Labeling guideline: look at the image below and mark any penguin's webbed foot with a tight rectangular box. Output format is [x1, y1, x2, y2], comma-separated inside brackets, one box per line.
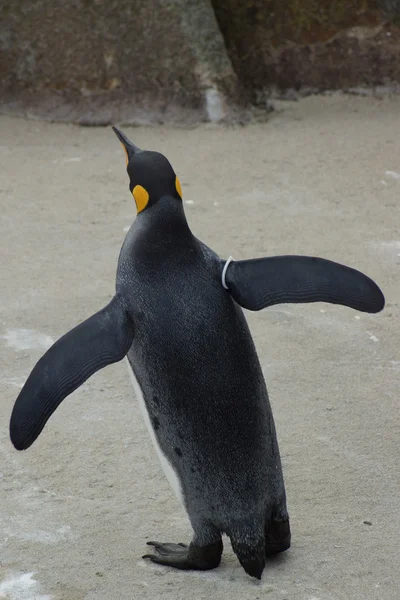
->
[143, 539, 223, 571]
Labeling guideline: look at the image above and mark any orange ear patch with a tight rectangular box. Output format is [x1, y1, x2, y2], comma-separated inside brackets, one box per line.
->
[175, 176, 183, 199]
[132, 185, 149, 213]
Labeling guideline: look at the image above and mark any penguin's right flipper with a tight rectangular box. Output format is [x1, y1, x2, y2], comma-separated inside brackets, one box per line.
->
[10, 295, 134, 451]
[224, 256, 385, 313]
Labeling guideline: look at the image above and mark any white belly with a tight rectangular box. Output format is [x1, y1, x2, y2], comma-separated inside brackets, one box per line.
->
[125, 359, 184, 505]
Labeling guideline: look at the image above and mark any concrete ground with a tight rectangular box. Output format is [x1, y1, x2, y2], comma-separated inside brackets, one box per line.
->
[0, 94, 399, 600]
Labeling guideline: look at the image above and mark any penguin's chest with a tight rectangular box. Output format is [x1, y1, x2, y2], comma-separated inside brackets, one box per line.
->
[125, 358, 185, 505]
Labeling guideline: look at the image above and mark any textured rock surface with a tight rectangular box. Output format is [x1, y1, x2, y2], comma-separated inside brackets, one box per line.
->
[1, 0, 400, 123]
[212, 0, 400, 100]
[0, 0, 243, 124]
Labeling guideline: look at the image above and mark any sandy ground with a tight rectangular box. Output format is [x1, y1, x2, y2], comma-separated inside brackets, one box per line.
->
[0, 94, 399, 600]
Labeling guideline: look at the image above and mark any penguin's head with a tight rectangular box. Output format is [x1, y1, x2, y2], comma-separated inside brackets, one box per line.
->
[112, 126, 183, 214]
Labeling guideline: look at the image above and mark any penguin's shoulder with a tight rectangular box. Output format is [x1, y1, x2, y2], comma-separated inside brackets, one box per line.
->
[190, 238, 226, 286]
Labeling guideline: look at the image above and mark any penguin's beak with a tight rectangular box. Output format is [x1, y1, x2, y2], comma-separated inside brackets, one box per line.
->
[112, 126, 142, 164]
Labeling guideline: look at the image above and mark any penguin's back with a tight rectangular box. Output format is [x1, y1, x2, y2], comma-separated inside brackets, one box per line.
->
[120, 239, 284, 524]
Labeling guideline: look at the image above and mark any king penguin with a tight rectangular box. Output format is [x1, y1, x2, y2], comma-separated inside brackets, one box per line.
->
[9, 127, 385, 580]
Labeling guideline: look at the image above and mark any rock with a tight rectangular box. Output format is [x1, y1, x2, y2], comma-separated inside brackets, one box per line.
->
[0, 0, 246, 124]
[212, 0, 400, 100]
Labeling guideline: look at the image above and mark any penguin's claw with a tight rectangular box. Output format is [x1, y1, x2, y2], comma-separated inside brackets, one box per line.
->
[142, 554, 189, 568]
[146, 541, 188, 555]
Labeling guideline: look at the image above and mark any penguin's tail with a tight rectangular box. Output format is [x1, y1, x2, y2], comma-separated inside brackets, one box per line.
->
[228, 524, 265, 580]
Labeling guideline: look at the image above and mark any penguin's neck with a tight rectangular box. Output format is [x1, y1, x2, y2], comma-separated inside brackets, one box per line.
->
[134, 196, 193, 247]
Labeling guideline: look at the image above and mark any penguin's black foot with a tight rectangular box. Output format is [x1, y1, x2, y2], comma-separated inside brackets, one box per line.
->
[265, 518, 291, 556]
[143, 539, 223, 571]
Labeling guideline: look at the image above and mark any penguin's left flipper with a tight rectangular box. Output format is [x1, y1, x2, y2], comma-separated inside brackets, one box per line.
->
[224, 255, 385, 314]
[10, 295, 134, 451]
[143, 540, 223, 571]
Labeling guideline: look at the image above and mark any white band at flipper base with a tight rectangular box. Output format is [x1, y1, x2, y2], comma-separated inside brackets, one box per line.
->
[222, 256, 234, 290]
